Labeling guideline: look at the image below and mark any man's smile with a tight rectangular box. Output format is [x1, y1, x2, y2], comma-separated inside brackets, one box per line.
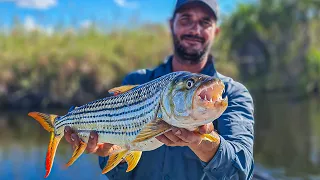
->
[183, 38, 203, 46]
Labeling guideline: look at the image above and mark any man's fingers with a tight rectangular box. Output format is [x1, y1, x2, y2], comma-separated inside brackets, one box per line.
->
[86, 131, 98, 153]
[173, 128, 201, 145]
[163, 131, 183, 143]
[172, 128, 191, 142]
[64, 126, 74, 144]
[71, 133, 80, 149]
[156, 135, 175, 146]
[199, 123, 214, 134]
[95, 144, 117, 157]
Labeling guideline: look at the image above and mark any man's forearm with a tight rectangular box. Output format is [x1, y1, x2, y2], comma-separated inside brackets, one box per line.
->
[189, 131, 221, 162]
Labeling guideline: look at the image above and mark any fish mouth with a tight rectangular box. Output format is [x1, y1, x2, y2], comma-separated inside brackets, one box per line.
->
[193, 78, 227, 108]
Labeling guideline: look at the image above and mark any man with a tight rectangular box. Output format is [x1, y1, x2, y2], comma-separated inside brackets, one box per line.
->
[65, 0, 255, 179]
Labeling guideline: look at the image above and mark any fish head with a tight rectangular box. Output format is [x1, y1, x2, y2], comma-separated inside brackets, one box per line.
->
[161, 72, 228, 130]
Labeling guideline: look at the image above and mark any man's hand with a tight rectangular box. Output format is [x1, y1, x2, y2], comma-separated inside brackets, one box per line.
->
[155, 123, 214, 147]
[156, 123, 220, 162]
[64, 126, 122, 157]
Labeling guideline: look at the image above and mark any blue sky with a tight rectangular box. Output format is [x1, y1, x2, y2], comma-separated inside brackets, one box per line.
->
[0, 0, 255, 31]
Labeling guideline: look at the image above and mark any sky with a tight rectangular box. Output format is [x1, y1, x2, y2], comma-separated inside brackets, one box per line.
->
[0, 0, 255, 32]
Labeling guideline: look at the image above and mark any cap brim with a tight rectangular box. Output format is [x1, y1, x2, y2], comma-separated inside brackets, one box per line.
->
[174, 1, 217, 20]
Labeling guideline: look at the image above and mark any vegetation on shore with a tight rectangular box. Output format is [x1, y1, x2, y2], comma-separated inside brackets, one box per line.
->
[0, 0, 319, 109]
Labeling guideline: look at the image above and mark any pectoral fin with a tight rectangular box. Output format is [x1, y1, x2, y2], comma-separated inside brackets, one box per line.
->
[132, 118, 171, 143]
[108, 85, 138, 96]
[124, 151, 142, 172]
[200, 134, 219, 143]
[193, 126, 219, 143]
[101, 150, 129, 174]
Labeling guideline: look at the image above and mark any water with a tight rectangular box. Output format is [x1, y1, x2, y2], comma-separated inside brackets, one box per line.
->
[252, 93, 320, 180]
[0, 93, 320, 180]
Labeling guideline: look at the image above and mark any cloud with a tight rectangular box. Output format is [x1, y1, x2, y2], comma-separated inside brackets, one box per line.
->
[23, 15, 54, 35]
[113, 0, 138, 8]
[80, 20, 92, 29]
[0, 0, 57, 10]
[24, 15, 37, 31]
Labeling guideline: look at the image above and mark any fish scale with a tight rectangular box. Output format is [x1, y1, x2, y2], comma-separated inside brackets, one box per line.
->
[54, 71, 182, 145]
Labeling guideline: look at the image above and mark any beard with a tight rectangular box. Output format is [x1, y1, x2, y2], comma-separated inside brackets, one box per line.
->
[172, 31, 211, 65]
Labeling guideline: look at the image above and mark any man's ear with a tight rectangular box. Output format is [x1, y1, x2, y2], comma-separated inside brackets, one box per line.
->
[169, 18, 175, 34]
[214, 27, 220, 36]
[169, 18, 174, 31]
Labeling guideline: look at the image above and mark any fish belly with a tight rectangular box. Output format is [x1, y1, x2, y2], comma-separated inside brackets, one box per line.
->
[97, 133, 138, 148]
[96, 132, 165, 151]
[131, 137, 164, 151]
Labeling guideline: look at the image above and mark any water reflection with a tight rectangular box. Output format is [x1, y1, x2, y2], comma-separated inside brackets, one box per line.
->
[253, 93, 320, 179]
[0, 94, 320, 179]
[0, 110, 105, 180]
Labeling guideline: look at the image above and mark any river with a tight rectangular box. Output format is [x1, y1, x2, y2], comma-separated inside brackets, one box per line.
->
[0, 93, 320, 180]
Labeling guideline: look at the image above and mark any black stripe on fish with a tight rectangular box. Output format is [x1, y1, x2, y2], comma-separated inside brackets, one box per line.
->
[54, 93, 160, 127]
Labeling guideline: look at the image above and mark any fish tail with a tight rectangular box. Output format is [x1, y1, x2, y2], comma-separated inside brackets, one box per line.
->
[28, 112, 57, 132]
[28, 112, 62, 178]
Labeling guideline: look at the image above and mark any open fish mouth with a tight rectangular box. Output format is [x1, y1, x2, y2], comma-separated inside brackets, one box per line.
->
[193, 78, 227, 108]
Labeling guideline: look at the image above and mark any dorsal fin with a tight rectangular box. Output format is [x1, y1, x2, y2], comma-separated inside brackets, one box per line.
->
[68, 106, 78, 112]
[108, 85, 138, 96]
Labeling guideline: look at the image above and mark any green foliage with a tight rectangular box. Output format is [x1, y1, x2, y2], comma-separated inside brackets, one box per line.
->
[218, 0, 320, 93]
[0, 24, 173, 108]
[1, 0, 320, 108]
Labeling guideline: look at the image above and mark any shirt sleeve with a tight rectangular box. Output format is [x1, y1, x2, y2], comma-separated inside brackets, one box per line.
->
[201, 82, 255, 180]
[97, 74, 138, 180]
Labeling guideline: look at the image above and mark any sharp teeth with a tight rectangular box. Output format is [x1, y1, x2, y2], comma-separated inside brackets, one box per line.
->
[204, 95, 207, 101]
[210, 98, 213, 102]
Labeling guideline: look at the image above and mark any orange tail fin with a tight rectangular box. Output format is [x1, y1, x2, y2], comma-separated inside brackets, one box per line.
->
[28, 112, 62, 178]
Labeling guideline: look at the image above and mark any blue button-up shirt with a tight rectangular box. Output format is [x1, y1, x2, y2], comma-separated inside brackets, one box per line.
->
[99, 55, 255, 180]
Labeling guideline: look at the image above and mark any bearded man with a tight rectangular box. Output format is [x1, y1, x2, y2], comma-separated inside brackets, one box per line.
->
[65, 0, 255, 179]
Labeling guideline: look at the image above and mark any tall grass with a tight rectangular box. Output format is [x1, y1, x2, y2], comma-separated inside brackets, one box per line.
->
[2, 2, 320, 110]
[0, 24, 177, 109]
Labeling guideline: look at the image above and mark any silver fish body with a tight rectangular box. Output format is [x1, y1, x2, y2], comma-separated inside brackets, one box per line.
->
[28, 71, 228, 177]
[54, 71, 182, 150]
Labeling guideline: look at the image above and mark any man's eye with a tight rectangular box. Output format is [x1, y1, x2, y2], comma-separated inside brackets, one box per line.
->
[202, 21, 212, 27]
[179, 18, 191, 25]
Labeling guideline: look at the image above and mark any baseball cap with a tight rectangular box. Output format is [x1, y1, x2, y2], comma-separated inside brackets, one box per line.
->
[173, 0, 219, 21]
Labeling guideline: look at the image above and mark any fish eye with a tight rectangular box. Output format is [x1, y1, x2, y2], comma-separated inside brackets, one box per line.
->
[186, 79, 195, 89]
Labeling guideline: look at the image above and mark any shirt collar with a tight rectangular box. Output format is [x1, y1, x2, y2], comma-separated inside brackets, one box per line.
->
[153, 54, 218, 78]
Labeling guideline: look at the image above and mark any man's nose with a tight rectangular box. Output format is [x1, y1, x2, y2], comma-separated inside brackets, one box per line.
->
[189, 22, 201, 35]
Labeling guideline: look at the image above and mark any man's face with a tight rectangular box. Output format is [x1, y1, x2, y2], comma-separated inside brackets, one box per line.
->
[171, 3, 218, 64]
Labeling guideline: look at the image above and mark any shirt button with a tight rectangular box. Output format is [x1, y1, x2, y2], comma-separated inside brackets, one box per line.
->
[164, 175, 170, 180]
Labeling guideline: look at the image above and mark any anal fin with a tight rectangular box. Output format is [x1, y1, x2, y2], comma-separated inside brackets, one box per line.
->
[65, 140, 87, 167]
[124, 151, 142, 172]
[102, 150, 129, 174]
